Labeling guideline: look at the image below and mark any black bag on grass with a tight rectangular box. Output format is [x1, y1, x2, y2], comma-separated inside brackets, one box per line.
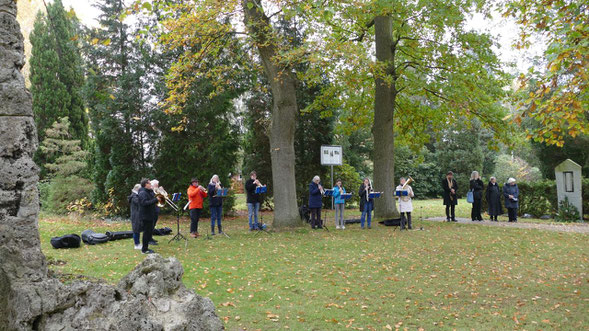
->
[153, 227, 172, 236]
[81, 229, 109, 245]
[105, 230, 134, 241]
[50, 234, 81, 249]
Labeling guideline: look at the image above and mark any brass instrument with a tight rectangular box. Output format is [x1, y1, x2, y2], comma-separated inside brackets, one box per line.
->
[154, 186, 178, 211]
[400, 177, 414, 202]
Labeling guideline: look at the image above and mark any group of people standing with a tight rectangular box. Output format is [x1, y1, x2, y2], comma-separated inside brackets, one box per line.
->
[442, 171, 520, 223]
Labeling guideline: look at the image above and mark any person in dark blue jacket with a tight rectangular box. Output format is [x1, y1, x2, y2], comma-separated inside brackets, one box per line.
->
[137, 178, 159, 254]
[127, 184, 142, 250]
[308, 175, 324, 229]
[503, 177, 519, 222]
[359, 178, 374, 229]
[208, 174, 224, 235]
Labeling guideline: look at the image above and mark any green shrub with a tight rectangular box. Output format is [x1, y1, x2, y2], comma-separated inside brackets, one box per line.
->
[517, 180, 558, 217]
[554, 197, 581, 222]
[38, 180, 51, 211]
[583, 178, 589, 220]
[45, 176, 93, 214]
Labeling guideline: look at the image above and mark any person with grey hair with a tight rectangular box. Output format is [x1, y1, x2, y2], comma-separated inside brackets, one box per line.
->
[308, 175, 324, 229]
[469, 171, 484, 221]
[128, 184, 143, 249]
[486, 176, 502, 221]
[503, 177, 519, 222]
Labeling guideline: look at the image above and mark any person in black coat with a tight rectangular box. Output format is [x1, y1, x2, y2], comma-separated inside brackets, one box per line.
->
[441, 171, 458, 222]
[503, 177, 519, 222]
[308, 175, 324, 229]
[469, 171, 484, 221]
[127, 184, 143, 250]
[208, 174, 224, 235]
[137, 178, 159, 254]
[486, 177, 502, 221]
[358, 178, 374, 229]
[245, 171, 264, 230]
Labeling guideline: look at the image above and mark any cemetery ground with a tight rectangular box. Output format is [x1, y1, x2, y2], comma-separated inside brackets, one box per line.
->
[40, 197, 588, 330]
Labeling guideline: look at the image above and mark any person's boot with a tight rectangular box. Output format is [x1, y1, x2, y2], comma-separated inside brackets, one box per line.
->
[408, 215, 412, 230]
[218, 225, 223, 234]
[211, 226, 215, 235]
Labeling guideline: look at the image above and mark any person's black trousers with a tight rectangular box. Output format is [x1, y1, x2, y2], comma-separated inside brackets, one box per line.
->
[471, 198, 482, 220]
[141, 218, 154, 252]
[400, 212, 412, 229]
[310, 208, 321, 228]
[445, 205, 456, 221]
[190, 208, 201, 233]
[507, 208, 517, 222]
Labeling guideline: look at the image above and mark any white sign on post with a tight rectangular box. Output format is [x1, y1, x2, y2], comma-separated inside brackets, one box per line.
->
[321, 145, 343, 166]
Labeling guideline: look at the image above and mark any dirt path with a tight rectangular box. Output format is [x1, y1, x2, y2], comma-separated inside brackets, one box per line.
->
[426, 217, 589, 234]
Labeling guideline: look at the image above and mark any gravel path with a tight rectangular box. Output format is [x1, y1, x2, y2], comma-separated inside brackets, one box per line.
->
[426, 217, 589, 234]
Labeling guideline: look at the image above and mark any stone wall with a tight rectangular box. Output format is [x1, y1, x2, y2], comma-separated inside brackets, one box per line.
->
[0, 0, 222, 329]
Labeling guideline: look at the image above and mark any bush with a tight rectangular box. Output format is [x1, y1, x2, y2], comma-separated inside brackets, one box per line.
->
[45, 176, 93, 214]
[517, 180, 557, 217]
[554, 197, 581, 222]
[583, 178, 589, 220]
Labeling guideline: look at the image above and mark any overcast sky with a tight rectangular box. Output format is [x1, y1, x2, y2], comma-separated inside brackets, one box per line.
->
[60, 0, 544, 75]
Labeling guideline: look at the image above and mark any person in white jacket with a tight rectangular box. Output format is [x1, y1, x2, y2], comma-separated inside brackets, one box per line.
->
[396, 177, 414, 230]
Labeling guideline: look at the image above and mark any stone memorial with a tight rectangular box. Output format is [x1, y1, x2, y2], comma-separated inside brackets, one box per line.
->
[0, 0, 222, 329]
[554, 159, 583, 220]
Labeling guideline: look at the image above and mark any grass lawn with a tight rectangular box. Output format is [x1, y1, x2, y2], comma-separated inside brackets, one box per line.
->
[40, 197, 588, 330]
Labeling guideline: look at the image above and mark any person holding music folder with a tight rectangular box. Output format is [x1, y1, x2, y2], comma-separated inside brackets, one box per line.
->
[396, 177, 414, 230]
[245, 171, 263, 231]
[127, 184, 142, 250]
[208, 174, 224, 235]
[503, 177, 519, 222]
[359, 178, 374, 229]
[308, 176, 324, 229]
[149, 179, 162, 245]
[137, 178, 159, 254]
[188, 178, 208, 238]
[442, 171, 458, 222]
[333, 179, 346, 230]
[469, 171, 484, 222]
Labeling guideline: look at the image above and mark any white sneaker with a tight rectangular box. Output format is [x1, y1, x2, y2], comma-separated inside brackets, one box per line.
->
[134, 244, 141, 250]
[336, 225, 341, 229]
[342, 226, 345, 230]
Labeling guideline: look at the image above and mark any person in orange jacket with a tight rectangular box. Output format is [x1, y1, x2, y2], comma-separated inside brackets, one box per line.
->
[187, 177, 207, 238]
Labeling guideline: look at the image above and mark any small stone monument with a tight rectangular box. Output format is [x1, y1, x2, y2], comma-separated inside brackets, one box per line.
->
[555, 159, 583, 220]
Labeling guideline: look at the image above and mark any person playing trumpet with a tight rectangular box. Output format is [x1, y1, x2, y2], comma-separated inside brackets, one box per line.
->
[207, 174, 224, 235]
[245, 171, 264, 231]
[308, 175, 323, 229]
[396, 177, 415, 230]
[359, 178, 374, 229]
[187, 177, 208, 238]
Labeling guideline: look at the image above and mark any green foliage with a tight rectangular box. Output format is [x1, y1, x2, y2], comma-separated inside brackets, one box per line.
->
[517, 180, 558, 217]
[39, 117, 89, 178]
[584, 178, 589, 219]
[45, 176, 93, 214]
[505, 0, 588, 145]
[29, 0, 88, 177]
[527, 133, 589, 179]
[395, 145, 443, 198]
[154, 77, 241, 216]
[554, 196, 581, 223]
[493, 154, 542, 185]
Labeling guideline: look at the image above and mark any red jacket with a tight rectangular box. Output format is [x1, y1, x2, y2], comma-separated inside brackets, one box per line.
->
[187, 185, 207, 209]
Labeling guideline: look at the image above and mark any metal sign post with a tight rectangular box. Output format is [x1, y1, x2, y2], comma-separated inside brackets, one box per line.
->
[320, 145, 343, 210]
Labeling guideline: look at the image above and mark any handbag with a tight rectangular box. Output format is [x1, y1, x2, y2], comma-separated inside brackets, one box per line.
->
[466, 190, 474, 203]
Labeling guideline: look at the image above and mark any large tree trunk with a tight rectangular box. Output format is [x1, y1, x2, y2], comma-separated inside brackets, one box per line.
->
[243, 0, 300, 227]
[373, 16, 399, 219]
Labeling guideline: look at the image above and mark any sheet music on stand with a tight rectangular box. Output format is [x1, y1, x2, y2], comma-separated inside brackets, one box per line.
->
[216, 188, 229, 197]
[340, 193, 353, 200]
[323, 189, 334, 197]
[394, 190, 409, 197]
[368, 192, 383, 199]
[255, 186, 267, 194]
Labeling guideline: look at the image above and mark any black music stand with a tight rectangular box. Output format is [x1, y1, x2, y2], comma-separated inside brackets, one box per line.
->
[168, 193, 187, 243]
[321, 189, 334, 232]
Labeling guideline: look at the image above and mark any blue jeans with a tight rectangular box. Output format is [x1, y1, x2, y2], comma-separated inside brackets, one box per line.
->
[361, 201, 373, 228]
[133, 232, 140, 245]
[247, 202, 260, 229]
[210, 205, 222, 231]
